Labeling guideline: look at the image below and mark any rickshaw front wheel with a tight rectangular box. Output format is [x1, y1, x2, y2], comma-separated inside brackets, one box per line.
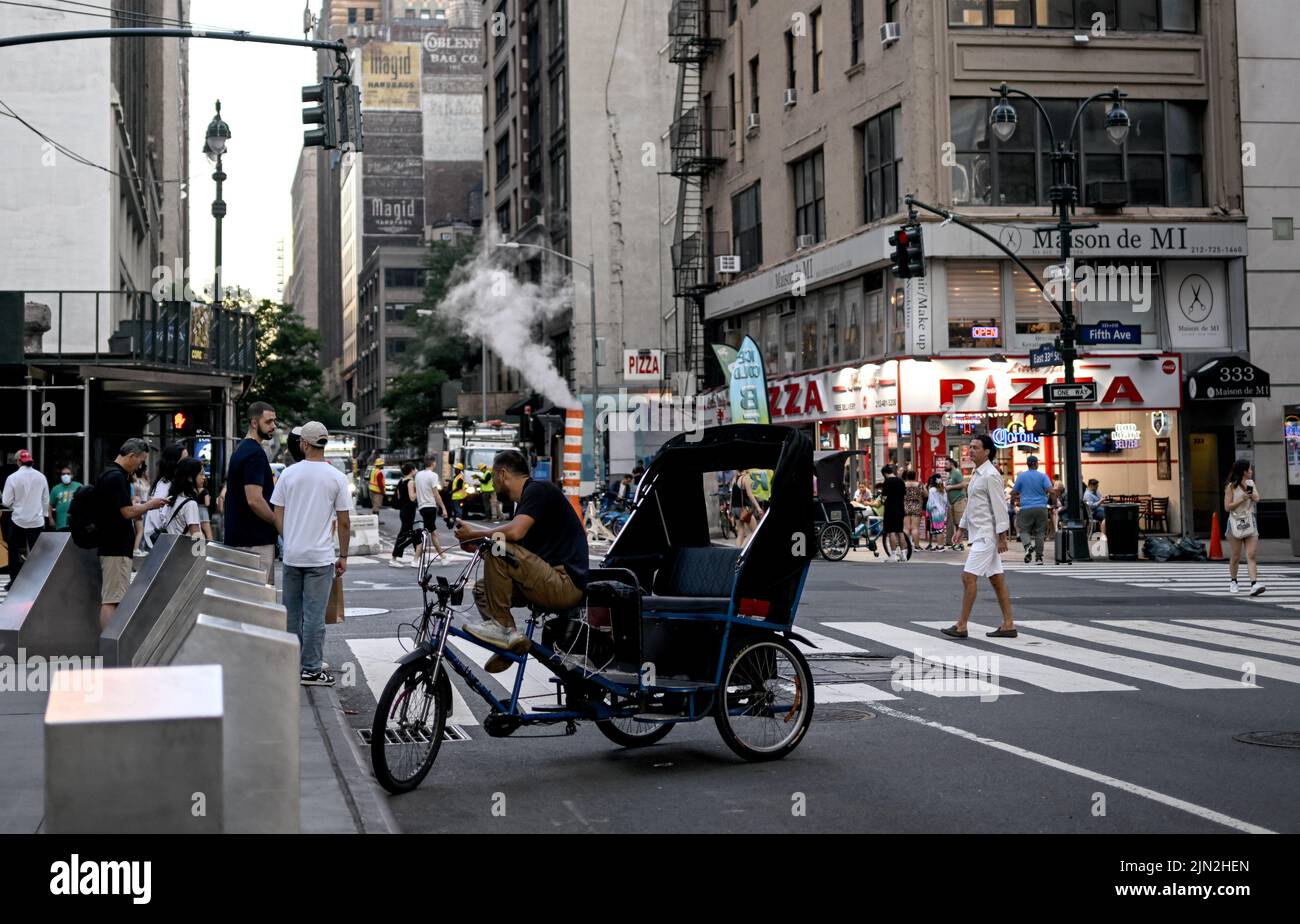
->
[817, 523, 851, 561]
[371, 658, 450, 794]
[595, 713, 675, 748]
[714, 636, 815, 762]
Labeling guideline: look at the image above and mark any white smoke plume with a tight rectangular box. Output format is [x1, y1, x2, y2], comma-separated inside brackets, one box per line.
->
[436, 225, 579, 409]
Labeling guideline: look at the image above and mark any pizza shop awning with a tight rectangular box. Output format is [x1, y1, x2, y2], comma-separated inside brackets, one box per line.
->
[1187, 356, 1271, 401]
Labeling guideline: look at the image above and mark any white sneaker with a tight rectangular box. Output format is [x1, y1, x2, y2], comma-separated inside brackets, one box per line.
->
[1250, 583, 1266, 597]
[463, 619, 529, 653]
[387, 559, 406, 569]
[1229, 580, 1239, 594]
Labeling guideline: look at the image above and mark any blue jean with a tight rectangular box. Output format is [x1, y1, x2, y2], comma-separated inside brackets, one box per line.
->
[283, 564, 334, 672]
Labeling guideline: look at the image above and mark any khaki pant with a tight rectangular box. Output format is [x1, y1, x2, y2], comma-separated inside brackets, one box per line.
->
[473, 542, 583, 629]
[946, 498, 967, 544]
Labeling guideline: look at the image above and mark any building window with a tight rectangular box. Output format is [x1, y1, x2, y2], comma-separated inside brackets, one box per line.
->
[820, 286, 843, 367]
[365, 7, 374, 22]
[495, 65, 510, 117]
[496, 131, 511, 185]
[549, 0, 566, 51]
[947, 262, 1004, 349]
[495, 0, 508, 49]
[811, 9, 824, 93]
[348, 7, 357, 24]
[948, 0, 1194, 31]
[885, 0, 900, 23]
[762, 305, 780, 371]
[843, 282, 863, 362]
[385, 303, 416, 323]
[863, 106, 903, 222]
[384, 268, 425, 288]
[550, 149, 567, 211]
[784, 30, 796, 91]
[748, 56, 760, 116]
[385, 339, 410, 360]
[792, 149, 826, 245]
[497, 201, 512, 234]
[729, 0, 738, 25]
[732, 183, 763, 272]
[950, 98, 1203, 208]
[850, 1, 864, 65]
[1010, 262, 1060, 346]
[864, 271, 885, 358]
[800, 298, 819, 370]
[549, 69, 566, 131]
[728, 74, 737, 137]
[552, 332, 571, 382]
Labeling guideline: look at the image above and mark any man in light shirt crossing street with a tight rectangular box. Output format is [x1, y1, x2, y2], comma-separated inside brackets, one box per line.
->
[2, 449, 50, 582]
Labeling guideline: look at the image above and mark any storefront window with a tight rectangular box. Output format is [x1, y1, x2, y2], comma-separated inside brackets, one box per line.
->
[947, 261, 1004, 349]
[762, 306, 780, 371]
[1074, 260, 1160, 347]
[889, 281, 907, 354]
[1011, 261, 1060, 347]
[864, 272, 885, 358]
[800, 298, 819, 369]
[821, 286, 842, 367]
[780, 308, 799, 372]
[844, 283, 863, 362]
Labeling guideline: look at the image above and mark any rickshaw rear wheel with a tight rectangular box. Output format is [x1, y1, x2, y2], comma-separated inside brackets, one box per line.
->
[714, 636, 815, 762]
[818, 523, 851, 561]
[595, 716, 675, 748]
[371, 658, 450, 795]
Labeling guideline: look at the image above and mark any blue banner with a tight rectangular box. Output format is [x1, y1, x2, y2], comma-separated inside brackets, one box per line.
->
[727, 336, 770, 424]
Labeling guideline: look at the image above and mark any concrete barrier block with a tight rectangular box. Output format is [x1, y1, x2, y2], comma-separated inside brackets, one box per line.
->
[346, 513, 380, 556]
[101, 534, 207, 667]
[44, 664, 224, 833]
[196, 588, 287, 632]
[205, 572, 276, 604]
[173, 615, 300, 834]
[0, 532, 101, 660]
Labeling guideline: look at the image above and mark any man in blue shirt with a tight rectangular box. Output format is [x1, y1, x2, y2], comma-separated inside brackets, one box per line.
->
[1011, 454, 1053, 565]
[224, 402, 279, 582]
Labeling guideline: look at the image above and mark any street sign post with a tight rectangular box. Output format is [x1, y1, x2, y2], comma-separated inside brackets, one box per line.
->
[1029, 344, 1062, 368]
[1044, 381, 1099, 403]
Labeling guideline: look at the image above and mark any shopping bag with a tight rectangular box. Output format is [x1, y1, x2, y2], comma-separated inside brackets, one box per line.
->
[1089, 531, 1108, 559]
[325, 574, 345, 624]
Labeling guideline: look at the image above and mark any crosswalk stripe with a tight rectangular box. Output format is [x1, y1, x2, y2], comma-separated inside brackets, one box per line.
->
[825, 622, 1133, 693]
[792, 627, 872, 656]
[814, 683, 902, 703]
[345, 637, 478, 725]
[1257, 618, 1300, 628]
[447, 636, 559, 708]
[1021, 620, 1300, 685]
[794, 626, 991, 698]
[913, 621, 1246, 690]
[1096, 619, 1300, 660]
[1174, 619, 1300, 643]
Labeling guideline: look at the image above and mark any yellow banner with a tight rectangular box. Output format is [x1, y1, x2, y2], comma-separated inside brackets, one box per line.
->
[363, 42, 421, 110]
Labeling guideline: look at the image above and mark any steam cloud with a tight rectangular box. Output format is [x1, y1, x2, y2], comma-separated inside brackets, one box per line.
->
[436, 225, 579, 409]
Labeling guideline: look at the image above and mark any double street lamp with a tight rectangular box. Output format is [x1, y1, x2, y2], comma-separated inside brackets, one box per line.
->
[202, 100, 231, 307]
[988, 82, 1130, 561]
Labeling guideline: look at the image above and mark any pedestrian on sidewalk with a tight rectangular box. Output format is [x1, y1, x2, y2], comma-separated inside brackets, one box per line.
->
[414, 455, 448, 563]
[141, 443, 187, 555]
[945, 454, 967, 551]
[158, 458, 204, 539]
[130, 462, 151, 555]
[271, 421, 352, 686]
[1224, 459, 1265, 596]
[49, 463, 81, 532]
[925, 474, 948, 551]
[390, 462, 419, 568]
[903, 470, 926, 552]
[1011, 454, 1052, 565]
[95, 439, 168, 630]
[1, 449, 49, 582]
[880, 464, 907, 560]
[224, 402, 279, 583]
[941, 434, 1017, 639]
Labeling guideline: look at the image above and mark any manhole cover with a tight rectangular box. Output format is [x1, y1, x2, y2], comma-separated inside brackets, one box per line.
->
[1232, 731, 1300, 749]
[817, 704, 876, 722]
[345, 607, 389, 617]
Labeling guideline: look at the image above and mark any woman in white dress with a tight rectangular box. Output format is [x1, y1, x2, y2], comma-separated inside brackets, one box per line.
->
[1223, 459, 1265, 596]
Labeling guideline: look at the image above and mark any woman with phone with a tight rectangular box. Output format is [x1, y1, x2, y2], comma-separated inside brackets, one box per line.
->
[1224, 459, 1265, 596]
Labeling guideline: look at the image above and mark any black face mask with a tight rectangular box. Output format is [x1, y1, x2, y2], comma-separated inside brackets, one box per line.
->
[287, 433, 306, 463]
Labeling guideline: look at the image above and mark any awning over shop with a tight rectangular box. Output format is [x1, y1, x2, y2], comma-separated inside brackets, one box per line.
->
[1187, 356, 1270, 400]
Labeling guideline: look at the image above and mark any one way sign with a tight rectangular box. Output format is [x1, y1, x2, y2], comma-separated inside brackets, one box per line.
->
[1044, 381, 1099, 403]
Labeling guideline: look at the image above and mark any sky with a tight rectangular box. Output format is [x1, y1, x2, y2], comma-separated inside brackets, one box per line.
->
[187, 1, 318, 302]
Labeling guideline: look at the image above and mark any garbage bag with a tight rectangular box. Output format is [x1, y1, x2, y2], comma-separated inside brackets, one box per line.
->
[1144, 536, 1177, 562]
[1175, 536, 1208, 561]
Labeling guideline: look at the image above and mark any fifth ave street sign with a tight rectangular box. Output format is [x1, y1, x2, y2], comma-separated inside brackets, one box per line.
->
[1044, 381, 1100, 403]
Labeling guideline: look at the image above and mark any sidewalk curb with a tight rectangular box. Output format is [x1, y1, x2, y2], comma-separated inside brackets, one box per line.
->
[307, 684, 399, 834]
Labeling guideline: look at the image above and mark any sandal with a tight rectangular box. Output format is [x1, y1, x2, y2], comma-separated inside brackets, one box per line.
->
[986, 627, 1018, 638]
[940, 625, 968, 639]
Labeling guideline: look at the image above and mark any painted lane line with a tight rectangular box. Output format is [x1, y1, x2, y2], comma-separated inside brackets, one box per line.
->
[345, 637, 478, 725]
[869, 704, 1275, 834]
[1021, 621, 1300, 685]
[1257, 618, 1300, 628]
[825, 622, 1132, 693]
[913, 622, 1246, 690]
[1096, 619, 1300, 660]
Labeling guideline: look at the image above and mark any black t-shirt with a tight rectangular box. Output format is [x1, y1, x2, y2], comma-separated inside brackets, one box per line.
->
[396, 477, 417, 517]
[95, 463, 135, 557]
[881, 476, 905, 517]
[514, 477, 589, 591]
[225, 438, 277, 546]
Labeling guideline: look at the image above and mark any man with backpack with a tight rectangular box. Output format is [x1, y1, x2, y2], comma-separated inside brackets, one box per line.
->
[77, 439, 168, 630]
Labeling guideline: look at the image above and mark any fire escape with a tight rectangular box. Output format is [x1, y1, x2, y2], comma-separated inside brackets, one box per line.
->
[668, 0, 727, 395]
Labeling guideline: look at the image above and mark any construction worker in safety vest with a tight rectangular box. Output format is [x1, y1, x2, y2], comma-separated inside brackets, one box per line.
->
[368, 458, 386, 509]
[477, 463, 500, 519]
[450, 463, 467, 520]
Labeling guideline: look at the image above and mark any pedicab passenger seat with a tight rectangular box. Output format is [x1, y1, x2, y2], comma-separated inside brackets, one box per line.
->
[640, 546, 739, 614]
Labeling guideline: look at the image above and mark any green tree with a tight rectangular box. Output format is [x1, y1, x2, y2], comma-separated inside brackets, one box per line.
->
[238, 299, 325, 425]
[381, 236, 479, 449]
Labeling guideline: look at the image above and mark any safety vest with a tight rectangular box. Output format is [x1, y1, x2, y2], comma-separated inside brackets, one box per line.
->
[451, 473, 467, 501]
[747, 468, 773, 502]
[478, 470, 494, 494]
[369, 465, 384, 494]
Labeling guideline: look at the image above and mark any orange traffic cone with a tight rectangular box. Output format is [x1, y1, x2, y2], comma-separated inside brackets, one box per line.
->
[1208, 512, 1225, 561]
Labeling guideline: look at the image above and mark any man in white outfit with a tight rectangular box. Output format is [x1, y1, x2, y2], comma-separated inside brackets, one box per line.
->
[941, 434, 1017, 639]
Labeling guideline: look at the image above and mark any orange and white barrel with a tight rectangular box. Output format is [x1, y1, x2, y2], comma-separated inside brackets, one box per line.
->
[563, 406, 584, 518]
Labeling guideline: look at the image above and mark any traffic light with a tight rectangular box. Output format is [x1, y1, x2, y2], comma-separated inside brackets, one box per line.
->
[889, 226, 911, 279]
[302, 80, 337, 149]
[904, 222, 926, 278]
[1025, 409, 1055, 436]
[337, 82, 363, 152]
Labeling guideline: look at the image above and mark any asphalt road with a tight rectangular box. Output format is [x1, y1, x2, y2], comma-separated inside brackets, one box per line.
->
[327, 509, 1300, 834]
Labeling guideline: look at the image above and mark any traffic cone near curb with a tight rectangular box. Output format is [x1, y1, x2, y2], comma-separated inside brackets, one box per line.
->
[1208, 512, 1225, 561]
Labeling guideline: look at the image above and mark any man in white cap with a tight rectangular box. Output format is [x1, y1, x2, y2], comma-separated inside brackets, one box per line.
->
[271, 421, 353, 686]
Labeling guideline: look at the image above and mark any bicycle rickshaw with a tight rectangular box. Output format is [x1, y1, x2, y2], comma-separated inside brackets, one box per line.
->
[370, 424, 818, 794]
[813, 449, 872, 562]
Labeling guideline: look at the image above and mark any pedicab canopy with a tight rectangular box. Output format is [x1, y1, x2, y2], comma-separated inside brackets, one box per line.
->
[814, 450, 869, 503]
[605, 424, 814, 625]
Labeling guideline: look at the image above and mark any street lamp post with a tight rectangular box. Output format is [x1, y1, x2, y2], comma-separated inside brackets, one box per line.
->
[202, 101, 231, 306]
[494, 242, 602, 487]
[989, 82, 1130, 561]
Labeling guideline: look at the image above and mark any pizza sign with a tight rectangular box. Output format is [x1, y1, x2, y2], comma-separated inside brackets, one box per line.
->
[623, 349, 663, 382]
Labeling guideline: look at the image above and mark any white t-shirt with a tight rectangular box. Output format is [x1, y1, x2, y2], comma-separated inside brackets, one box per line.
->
[142, 479, 170, 537]
[414, 469, 442, 509]
[162, 495, 202, 536]
[270, 459, 353, 567]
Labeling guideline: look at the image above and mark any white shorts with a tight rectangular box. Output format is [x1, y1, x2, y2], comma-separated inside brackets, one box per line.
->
[963, 537, 1004, 578]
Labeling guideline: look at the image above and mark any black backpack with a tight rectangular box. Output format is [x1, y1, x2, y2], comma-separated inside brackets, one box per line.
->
[68, 482, 101, 549]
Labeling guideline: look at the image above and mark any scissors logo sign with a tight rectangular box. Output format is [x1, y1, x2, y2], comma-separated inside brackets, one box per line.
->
[1178, 273, 1213, 323]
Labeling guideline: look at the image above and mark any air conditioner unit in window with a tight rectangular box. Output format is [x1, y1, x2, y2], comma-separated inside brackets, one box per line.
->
[729, 129, 737, 146]
[1085, 180, 1128, 210]
[784, 88, 797, 108]
[716, 255, 741, 274]
[880, 22, 901, 46]
[796, 234, 816, 250]
[745, 112, 760, 136]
